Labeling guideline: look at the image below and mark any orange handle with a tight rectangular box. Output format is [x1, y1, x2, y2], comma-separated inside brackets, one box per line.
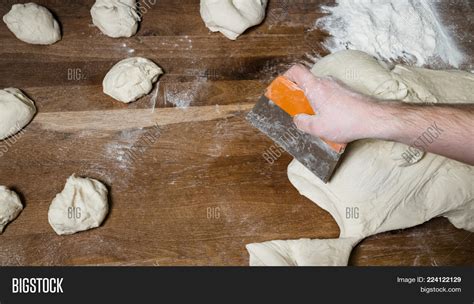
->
[265, 76, 346, 153]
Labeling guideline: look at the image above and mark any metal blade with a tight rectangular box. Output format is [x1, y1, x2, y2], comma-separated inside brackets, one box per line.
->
[247, 95, 342, 183]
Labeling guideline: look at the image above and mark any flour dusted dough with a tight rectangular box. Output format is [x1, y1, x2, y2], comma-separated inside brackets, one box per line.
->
[48, 175, 109, 235]
[247, 238, 358, 266]
[200, 0, 268, 40]
[91, 0, 140, 38]
[0, 186, 23, 234]
[247, 50, 474, 266]
[103, 57, 163, 103]
[3, 3, 61, 45]
[0, 88, 36, 140]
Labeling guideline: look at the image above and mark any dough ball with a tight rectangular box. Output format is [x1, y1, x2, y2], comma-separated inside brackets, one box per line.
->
[91, 0, 140, 38]
[48, 175, 109, 236]
[200, 0, 268, 40]
[3, 3, 61, 45]
[103, 57, 163, 103]
[0, 88, 36, 140]
[0, 186, 23, 234]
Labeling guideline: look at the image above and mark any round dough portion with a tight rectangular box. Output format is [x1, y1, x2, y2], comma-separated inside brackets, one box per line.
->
[200, 0, 268, 40]
[103, 57, 163, 103]
[91, 0, 140, 38]
[3, 3, 61, 45]
[48, 175, 109, 236]
[0, 186, 23, 234]
[0, 88, 36, 140]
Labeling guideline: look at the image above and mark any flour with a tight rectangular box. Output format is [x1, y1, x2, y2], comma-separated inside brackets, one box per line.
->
[165, 81, 206, 109]
[105, 129, 145, 170]
[316, 0, 465, 67]
[149, 81, 160, 113]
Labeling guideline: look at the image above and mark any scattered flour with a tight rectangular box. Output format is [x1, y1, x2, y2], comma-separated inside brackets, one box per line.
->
[150, 81, 160, 113]
[121, 42, 135, 55]
[104, 129, 145, 171]
[316, 0, 465, 67]
[165, 80, 205, 109]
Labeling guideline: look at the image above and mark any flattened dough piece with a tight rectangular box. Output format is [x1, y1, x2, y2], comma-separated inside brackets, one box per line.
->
[200, 0, 268, 40]
[0, 186, 23, 233]
[48, 175, 109, 235]
[103, 57, 163, 103]
[91, 0, 140, 38]
[3, 3, 61, 45]
[246, 238, 359, 266]
[0, 88, 36, 140]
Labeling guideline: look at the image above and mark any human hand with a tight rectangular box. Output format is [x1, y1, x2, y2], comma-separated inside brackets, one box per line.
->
[284, 64, 378, 144]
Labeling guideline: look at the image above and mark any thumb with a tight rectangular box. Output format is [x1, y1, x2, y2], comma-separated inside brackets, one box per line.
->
[294, 114, 316, 134]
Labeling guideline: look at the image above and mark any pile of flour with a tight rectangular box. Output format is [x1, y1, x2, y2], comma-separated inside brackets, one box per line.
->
[316, 0, 465, 67]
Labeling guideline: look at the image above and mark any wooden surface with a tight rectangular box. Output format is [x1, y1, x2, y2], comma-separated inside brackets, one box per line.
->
[0, 0, 473, 266]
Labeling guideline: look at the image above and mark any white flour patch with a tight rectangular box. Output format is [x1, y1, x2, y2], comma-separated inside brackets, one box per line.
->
[121, 42, 136, 55]
[103, 128, 147, 188]
[181, 35, 193, 50]
[209, 119, 230, 158]
[316, 0, 465, 67]
[164, 80, 205, 109]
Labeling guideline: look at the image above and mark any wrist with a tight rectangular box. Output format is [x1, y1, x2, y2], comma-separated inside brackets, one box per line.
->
[365, 101, 413, 142]
[361, 100, 400, 140]
[357, 99, 391, 140]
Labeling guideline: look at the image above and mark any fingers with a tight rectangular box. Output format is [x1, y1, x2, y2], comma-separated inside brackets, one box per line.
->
[294, 114, 317, 135]
[283, 64, 321, 94]
[294, 114, 346, 144]
[284, 64, 327, 111]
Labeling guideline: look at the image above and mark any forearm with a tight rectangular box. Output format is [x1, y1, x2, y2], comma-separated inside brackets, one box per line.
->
[366, 102, 474, 165]
[284, 65, 474, 165]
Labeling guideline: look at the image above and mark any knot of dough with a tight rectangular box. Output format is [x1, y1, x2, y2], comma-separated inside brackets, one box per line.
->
[200, 0, 268, 40]
[0, 186, 23, 234]
[91, 0, 141, 38]
[48, 175, 109, 235]
[3, 3, 61, 45]
[0, 88, 36, 140]
[103, 57, 163, 103]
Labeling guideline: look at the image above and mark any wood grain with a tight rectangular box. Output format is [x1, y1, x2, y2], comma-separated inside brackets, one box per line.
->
[0, 0, 472, 266]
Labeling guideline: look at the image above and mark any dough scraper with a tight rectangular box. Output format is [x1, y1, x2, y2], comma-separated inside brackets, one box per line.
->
[246, 76, 346, 183]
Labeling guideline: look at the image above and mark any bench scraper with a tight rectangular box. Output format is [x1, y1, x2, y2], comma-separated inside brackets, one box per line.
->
[246, 76, 346, 183]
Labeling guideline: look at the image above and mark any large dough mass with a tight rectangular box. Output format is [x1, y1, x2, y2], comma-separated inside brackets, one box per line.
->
[200, 0, 268, 40]
[247, 50, 474, 266]
[0, 88, 36, 140]
[3, 3, 61, 45]
[48, 175, 109, 235]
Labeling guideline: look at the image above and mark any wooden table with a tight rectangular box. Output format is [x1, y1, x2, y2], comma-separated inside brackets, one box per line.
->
[0, 0, 472, 266]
